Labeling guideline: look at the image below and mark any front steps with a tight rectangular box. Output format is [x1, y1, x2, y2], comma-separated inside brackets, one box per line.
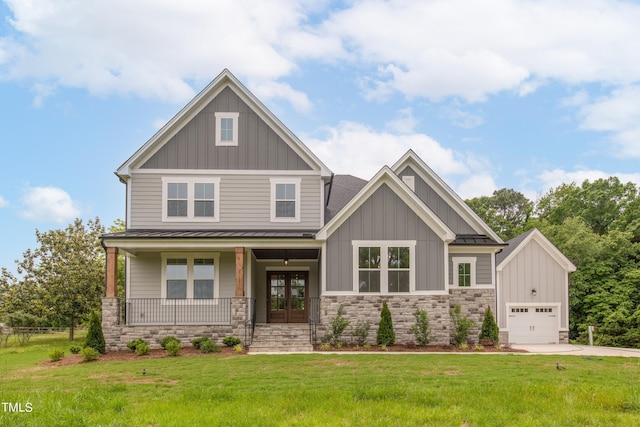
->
[249, 323, 314, 353]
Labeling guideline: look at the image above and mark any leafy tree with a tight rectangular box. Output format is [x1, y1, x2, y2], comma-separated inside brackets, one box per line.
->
[466, 188, 532, 240]
[376, 301, 395, 346]
[84, 310, 106, 354]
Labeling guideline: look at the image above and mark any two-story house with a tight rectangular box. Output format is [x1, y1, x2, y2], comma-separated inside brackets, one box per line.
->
[101, 69, 573, 351]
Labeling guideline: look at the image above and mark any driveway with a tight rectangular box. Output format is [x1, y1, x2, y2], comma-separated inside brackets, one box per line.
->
[511, 344, 640, 358]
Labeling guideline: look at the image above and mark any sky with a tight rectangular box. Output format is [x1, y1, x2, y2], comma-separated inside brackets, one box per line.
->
[1, 0, 640, 274]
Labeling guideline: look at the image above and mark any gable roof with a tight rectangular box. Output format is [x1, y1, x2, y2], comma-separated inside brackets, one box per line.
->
[391, 150, 504, 244]
[116, 69, 332, 178]
[496, 228, 577, 272]
[325, 174, 368, 221]
[316, 166, 456, 242]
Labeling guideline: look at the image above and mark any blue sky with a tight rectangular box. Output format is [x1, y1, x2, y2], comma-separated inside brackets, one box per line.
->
[1, 0, 640, 274]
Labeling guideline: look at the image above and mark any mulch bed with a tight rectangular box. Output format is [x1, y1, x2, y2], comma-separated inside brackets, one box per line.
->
[314, 344, 527, 353]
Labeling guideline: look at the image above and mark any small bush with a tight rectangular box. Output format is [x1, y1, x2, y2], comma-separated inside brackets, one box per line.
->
[127, 338, 147, 352]
[222, 336, 241, 347]
[135, 341, 150, 356]
[234, 344, 244, 353]
[450, 305, 475, 346]
[69, 345, 82, 354]
[323, 305, 350, 346]
[191, 336, 209, 349]
[80, 346, 100, 362]
[48, 348, 65, 362]
[84, 310, 106, 354]
[199, 338, 220, 354]
[353, 320, 371, 346]
[376, 301, 395, 346]
[160, 336, 180, 349]
[479, 306, 499, 344]
[165, 340, 181, 356]
[410, 308, 431, 346]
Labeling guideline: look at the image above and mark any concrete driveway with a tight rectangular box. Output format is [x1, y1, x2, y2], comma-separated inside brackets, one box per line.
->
[511, 344, 640, 358]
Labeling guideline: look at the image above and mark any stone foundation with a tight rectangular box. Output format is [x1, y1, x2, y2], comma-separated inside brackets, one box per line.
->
[449, 288, 496, 343]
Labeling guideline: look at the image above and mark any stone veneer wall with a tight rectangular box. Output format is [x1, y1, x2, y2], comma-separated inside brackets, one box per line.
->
[499, 330, 569, 345]
[102, 297, 248, 352]
[449, 288, 496, 343]
[319, 295, 451, 345]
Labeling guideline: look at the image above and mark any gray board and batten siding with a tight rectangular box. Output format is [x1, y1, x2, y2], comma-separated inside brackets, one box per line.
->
[128, 173, 322, 230]
[448, 253, 493, 285]
[397, 165, 476, 235]
[141, 87, 312, 171]
[326, 183, 445, 292]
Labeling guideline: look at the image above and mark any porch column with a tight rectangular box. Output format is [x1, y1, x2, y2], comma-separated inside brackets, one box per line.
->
[105, 246, 119, 297]
[235, 247, 245, 297]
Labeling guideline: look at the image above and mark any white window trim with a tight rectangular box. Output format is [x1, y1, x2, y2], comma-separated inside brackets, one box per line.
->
[215, 112, 239, 146]
[452, 257, 477, 287]
[352, 240, 416, 294]
[402, 175, 415, 192]
[270, 177, 301, 222]
[161, 177, 220, 222]
[161, 253, 221, 303]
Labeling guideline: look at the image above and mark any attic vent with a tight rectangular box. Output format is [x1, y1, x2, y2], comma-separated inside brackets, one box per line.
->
[402, 175, 415, 192]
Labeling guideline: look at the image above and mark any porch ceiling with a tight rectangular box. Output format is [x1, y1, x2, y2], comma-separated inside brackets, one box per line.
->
[252, 248, 320, 260]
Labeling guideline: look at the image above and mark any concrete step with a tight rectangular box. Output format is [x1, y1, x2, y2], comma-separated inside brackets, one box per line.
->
[249, 323, 314, 353]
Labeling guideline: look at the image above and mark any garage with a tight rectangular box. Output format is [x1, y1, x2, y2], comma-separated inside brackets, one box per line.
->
[508, 306, 559, 344]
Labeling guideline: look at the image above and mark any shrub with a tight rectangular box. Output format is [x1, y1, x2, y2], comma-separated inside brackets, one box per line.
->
[323, 304, 350, 346]
[450, 305, 475, 346]
[84, 310, 106, 354]
[80, 346, 100, 362]
[160, 336, 180, 349]
[165, 340, 181, 356]
[48, 348, 65, 362]
[353, 320, 371, 346]
[191, 336, 209, 349]
[69, 345, 82, 354]
[135, 341, 150, 356]
[234, 344, 244, 353]
[199, 338, 220, 354]
[479, 306, 499, 344]
[410, 308, 432, 346]
[376, 301, 395, 346]
[127, 338, 147, 352]
[222, 336, 241, 347]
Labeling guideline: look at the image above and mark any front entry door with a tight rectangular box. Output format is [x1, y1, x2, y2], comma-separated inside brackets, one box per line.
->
[267, 271, 308, 323]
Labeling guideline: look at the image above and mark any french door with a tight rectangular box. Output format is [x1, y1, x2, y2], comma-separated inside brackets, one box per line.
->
[267, 271, 308, 323]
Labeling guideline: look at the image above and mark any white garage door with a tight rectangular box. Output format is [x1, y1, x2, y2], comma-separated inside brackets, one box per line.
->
[508, 306, 559, 344]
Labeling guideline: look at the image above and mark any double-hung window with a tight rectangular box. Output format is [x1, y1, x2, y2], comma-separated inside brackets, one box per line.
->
[162, 254, 219, 300]
[354, 241, 415, 293]
[162, 177, 220, 222]
[452, 257, 476, 287]
[215, 112, 239, 146]
[270, 178, 301, 222]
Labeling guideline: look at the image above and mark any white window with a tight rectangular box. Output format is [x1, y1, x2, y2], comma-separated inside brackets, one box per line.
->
[215, 112, 239, 146]
[353, 241, 416, 293]
[452, 257, 476, 287]
[270, 178, 301, 222]
[162, 254, 220, 300]
[162, 177, 220, 222]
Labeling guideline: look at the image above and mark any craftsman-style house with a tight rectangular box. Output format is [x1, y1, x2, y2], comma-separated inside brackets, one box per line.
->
[101, 69, 571, 351]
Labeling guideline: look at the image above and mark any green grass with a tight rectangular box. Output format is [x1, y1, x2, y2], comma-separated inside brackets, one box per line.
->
[1, 334, 640, 426]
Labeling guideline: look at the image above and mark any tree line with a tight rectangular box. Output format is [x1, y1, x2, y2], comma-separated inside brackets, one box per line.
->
[467, 177, 640, 346]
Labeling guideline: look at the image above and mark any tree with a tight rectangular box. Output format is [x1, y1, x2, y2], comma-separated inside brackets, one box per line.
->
[466, 188, 532, 240]
[376, 301, 395, 346]
[107, 219, 126, 297]
[479, 306, 499, 344]
[16, 218, 105, 340]
[84, 310, 106, 354]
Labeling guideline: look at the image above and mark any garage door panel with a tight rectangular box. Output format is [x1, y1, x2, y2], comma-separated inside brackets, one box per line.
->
[508, 306, 559, 344]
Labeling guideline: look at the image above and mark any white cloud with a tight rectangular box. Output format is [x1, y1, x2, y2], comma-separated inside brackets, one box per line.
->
[385, 108, 418, 134]
[439, 101, 484, 129]
[20, 186, 81, 223]
[0, 196, 8, 208]
[535, 168, 640, 196]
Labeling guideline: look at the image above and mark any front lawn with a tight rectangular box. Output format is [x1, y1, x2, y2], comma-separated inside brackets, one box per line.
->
[1, 333, 639, 426]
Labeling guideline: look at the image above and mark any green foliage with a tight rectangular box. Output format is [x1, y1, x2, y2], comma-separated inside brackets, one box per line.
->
[376, 301, 395, 346]
[222, 336, 241, 347]
[466, 188, 532, 240]
[135, 341, 150, 356]
[165, 339, 181, 356]
[324, 304, 350, 346]
[69, 345, 81, 354]
[353, 320, 371, 346]
[199, 338, 220, 354]
[127, 338, 147, 352]
[191, 337, 210, 349]
[84, 310, 105, 354]
[234, 344, 244, 353]
[479, 306, 499, 343]
[5, 311, 41, 346]
[48, 348, 65, 362]
[80, 346, 99, 361]
[450, 305, 475, 346]
[410, 308, 431, 346]
[160, 336, 180, 349]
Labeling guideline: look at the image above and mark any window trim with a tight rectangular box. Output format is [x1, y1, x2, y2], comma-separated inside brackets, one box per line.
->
[161, 253, 221, 302]
[352, 241, 416, 294]
[161, 177, 220, 222]
[270, 177, 301, 222]
[452, 257, 477, 287]
[215, 112, 239, 146]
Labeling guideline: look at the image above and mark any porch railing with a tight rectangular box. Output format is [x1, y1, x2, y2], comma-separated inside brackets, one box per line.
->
[124, 298, 232, 325]
[309, 297, 321, 345]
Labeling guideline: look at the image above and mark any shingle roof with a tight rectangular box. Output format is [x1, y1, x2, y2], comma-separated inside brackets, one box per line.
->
[495, 229, 536, 265]
[325, 174, 368, 221]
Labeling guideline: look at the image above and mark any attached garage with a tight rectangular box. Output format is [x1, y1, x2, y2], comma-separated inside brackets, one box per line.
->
[496, 229, 576, 345]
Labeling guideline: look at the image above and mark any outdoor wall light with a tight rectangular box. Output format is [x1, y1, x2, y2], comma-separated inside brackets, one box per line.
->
[531, 288, 537, 296]
[284, 250, 289, 266]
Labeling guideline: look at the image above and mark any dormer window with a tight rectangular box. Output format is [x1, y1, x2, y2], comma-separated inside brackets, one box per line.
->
[215, 112, 239, 146]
